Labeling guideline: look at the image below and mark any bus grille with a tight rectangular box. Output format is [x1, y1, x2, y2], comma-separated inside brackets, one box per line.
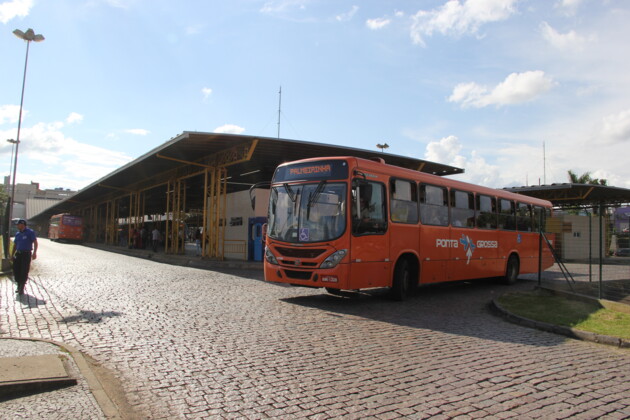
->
[275, 247, 326, 258]
[284, 270, 313, 280]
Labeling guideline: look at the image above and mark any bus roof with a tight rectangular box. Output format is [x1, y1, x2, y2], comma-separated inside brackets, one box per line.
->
[278, 156, 553, 207]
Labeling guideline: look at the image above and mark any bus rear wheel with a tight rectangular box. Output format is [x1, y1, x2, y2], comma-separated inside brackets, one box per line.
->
[390, 259, 411, 301]
[503, 255, 520, 285]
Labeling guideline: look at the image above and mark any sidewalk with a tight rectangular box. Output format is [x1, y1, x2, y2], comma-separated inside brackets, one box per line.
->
[84, 241, 264, 272]
[0, 336, 123, 418]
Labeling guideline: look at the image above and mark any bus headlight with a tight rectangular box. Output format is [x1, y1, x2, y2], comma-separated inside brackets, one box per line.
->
[265, 246, 279, 265]
[320, 249, 347, 269]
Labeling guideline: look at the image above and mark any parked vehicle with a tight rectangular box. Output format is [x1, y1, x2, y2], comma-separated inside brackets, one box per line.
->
[614, 248, 630, 257]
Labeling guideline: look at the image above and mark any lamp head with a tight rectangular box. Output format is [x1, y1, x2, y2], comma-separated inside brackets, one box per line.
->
[13, 28, 45, 42]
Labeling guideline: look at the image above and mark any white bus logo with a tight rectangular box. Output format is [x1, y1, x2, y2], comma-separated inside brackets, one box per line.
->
[436, 235, 498, 265]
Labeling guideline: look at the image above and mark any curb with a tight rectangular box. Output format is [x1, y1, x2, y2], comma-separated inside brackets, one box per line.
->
[0, 337, 124, 419]
[83, 243, 263, 272]
[489, 299, 630, 349]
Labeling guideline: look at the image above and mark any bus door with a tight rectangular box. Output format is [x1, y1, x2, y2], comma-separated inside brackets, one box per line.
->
[348, 180, 390, 289]
[419, 184, 450, 283]
[449, 190, 481, 281]
[389, 178, 421, 285]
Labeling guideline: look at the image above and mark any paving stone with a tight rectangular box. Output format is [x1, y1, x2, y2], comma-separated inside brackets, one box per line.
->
[1, 240, 629, 418]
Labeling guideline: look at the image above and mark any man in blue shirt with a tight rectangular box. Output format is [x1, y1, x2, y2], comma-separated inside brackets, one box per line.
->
[11, 219, 38, 296]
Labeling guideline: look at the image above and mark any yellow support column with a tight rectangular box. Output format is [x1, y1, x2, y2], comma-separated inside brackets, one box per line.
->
[203, 167, 226, 259]
[165, 179, 186, 254]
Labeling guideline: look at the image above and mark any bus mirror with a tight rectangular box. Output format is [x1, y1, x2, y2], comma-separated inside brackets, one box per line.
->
[249, 186, 256, 210]
[249, 182, 271, 211]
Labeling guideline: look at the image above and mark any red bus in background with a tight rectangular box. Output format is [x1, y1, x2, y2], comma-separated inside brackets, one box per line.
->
[49, 213, 83, 242]
[261, 156, 555, 300]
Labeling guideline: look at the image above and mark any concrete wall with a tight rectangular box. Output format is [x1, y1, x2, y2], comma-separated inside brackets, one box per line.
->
[223, 189, 269, 260]
[558, 214, 608, 260]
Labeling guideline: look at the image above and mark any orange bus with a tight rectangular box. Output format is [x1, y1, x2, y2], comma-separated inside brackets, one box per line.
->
[262, 156, 554, 299]
[49, 213, 84, 242]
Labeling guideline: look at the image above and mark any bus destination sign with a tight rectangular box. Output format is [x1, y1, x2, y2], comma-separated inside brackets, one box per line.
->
[274, 160, 348, 182]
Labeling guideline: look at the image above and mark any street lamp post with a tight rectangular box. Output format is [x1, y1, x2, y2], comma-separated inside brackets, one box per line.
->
[6, 139, 19, 183]
[3, 29, 44, 260]
[8, 29, 44, 227]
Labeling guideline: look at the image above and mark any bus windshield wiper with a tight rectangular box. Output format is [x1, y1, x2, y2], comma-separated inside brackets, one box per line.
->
[307, 181, 327, 219]
[283, 183, 297, 202]
[308, 181, 327, 208]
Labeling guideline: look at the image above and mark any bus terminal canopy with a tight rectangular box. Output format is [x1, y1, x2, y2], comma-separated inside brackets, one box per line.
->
[30, 132, 464, 225]
[506, 183, 630, 208]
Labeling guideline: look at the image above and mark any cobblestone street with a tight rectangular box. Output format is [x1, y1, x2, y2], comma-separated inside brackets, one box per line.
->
[1, 239, 629, 419]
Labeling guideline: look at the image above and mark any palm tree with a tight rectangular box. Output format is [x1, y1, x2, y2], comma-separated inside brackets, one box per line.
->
[567, 170, 607, 185]
[565, 170, 609, 215]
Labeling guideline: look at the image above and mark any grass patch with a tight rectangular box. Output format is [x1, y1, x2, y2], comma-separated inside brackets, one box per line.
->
[497, 289, 630, 340]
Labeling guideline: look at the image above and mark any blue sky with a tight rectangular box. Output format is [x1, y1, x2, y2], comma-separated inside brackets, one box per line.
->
[1, 0, 629, 191]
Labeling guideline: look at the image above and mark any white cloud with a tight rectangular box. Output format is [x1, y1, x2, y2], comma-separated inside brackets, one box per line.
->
[600, 109, 630, 144]
[425, 135, 462, 164]
[336, 5, 358, 22]
[540, 22, 588, 51]
[0, 0, 32, 23]
[201, 87, 213, 101]
[410, 0, 518, 46]
[424, 135, 500, 186]
[366, 17, 391, 30]
[556, 0, 583, 16]
[125, 128, 150, 136]
[260, 0, 308, 15]
[449, 71, 554, 108]
[213, 124, 245, 135]
[185, 24, 204, 35]
[66, 112, 84, 124]
[104, 0, 130, 9]
[0, 104, 21, 125]
[0, 120, 132, 190]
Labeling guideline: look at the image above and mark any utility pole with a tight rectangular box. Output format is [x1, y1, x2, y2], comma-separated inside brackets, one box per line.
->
[543, 141, 547, 185]
[277, 86, 282, 139]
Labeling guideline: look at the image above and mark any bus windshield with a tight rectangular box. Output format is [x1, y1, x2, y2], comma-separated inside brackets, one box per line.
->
[267, 182, 346, 243]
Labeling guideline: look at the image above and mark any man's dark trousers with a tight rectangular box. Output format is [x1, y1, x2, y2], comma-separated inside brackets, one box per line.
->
[13, 251, 32, 294]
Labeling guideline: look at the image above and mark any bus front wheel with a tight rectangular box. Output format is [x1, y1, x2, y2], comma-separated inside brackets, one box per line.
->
[503, 255, 520, 285]
[391, 259, 410, 301]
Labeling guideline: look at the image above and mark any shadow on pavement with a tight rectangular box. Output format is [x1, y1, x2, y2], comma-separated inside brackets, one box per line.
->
[280, 278, 570, 348]
[60, 310, 122, 324]
[16, 294, 46, 307]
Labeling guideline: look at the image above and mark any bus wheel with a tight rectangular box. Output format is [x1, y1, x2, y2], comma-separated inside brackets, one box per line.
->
[503, 255, 520, 285]
[391, 259, 410, 301]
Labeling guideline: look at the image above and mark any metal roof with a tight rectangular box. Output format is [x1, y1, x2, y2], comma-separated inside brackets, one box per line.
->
[31, 132, 463, 223]
[505, 183, 630, 207]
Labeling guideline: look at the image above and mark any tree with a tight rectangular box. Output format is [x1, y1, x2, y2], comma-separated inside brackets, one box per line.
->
[565, 170, 609, 215]
[567, 170, 607, 185]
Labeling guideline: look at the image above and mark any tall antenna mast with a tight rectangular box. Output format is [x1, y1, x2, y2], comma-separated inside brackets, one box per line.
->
[277, 86, 282, 139]
[543, 141, 547, 185]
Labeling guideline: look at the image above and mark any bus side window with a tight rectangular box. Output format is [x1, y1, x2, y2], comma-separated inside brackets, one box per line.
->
[420, 184, 448, 226]
[352, 180, 387, 235]
[498, 199, 516, 230]
[390, 178, 418, 224]
[476, 194, 497, 229]
[517, 202, 532, 232]
[450, 189, 474, 228]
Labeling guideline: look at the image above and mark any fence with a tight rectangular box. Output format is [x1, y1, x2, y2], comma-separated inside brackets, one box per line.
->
[531, 212, 630, 304]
